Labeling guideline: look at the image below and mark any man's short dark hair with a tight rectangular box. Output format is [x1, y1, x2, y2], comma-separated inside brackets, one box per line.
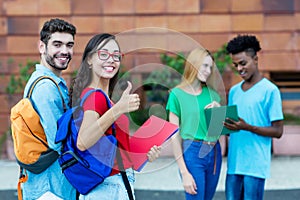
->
[40, 18, 76, 45]
[226, 35, 261, 57]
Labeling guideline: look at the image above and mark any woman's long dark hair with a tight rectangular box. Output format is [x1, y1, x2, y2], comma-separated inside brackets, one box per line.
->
[69, 33, 121, 107]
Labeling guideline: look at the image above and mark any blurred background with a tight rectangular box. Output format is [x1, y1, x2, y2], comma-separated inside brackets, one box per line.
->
[1, 0, 300, 160]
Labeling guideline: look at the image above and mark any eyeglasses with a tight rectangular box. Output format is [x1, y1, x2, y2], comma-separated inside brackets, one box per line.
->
[97, 50, 123, 62]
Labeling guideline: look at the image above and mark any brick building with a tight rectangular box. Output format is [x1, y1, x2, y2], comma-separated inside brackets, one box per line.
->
[0, 0, 300, 158]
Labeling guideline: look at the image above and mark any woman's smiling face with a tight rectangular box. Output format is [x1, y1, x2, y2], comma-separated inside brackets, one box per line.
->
[197, 55, 213, 83]
[89, 39, 121, 80]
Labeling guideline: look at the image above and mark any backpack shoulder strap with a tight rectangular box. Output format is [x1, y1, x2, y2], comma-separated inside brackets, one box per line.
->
[80, 89, 111, 107]
[56, 89, 114, 144]
[27, 76, 67, 112]
[55, 106, 77, 143]
[80, 89, 115, 133]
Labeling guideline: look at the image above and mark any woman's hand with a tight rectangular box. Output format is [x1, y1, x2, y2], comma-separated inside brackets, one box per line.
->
[204, 101, 220, 109]
[147, 145, 161, 162]
[182, 171, 197, 195]
[115, 81, 140, 114]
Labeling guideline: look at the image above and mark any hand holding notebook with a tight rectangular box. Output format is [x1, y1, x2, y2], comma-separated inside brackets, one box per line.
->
[129, 115, 178, 171]
[204, 105, 239, 140]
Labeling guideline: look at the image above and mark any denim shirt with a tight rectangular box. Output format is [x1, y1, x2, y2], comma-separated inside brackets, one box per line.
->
[22, 64, 76, 200]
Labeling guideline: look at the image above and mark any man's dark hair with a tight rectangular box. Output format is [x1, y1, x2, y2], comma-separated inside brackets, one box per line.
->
[40, 18, 76, 45]
[226, 35, 261, 57]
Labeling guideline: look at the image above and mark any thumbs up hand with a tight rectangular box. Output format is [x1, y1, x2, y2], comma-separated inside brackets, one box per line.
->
[115, 81, 140, 114]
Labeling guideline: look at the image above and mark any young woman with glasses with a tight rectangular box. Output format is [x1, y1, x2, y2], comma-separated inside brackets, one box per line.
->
[69, 33, 161, 200]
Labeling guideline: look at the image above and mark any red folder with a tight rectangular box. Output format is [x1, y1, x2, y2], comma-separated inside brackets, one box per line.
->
[129, 115, 179, 171]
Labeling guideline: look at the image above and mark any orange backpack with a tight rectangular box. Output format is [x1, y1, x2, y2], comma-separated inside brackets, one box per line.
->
[10, 76, 66, 200]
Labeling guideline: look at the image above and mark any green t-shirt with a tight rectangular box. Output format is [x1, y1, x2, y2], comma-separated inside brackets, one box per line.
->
[166, 86, 220, 141]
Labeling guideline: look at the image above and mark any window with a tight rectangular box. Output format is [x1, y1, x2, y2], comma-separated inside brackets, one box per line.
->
[262, 0, 294, 14]
[270, 71, 300, 113]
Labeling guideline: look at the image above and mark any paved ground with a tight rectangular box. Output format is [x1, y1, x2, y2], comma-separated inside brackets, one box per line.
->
[1, 189, 300, 200]
[135, 189, 300, 200]
[134, 156, 300, 191]
[133, 156, 300, 199]
[1, 156, 300, 200]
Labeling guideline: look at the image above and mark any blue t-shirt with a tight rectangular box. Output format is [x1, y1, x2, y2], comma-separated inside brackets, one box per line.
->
[22, 64, 76, 199]
[227, 78, 283, 179]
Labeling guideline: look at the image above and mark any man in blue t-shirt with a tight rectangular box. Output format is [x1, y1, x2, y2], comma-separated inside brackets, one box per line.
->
[224, 35, 284, 200]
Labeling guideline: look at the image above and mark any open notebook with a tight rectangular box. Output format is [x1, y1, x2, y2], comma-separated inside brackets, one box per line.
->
[204, 105, 239, 140]
[129, 115, 178, 171]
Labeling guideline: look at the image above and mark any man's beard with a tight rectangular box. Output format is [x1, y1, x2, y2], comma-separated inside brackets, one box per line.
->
[45, 52, 72, 71]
